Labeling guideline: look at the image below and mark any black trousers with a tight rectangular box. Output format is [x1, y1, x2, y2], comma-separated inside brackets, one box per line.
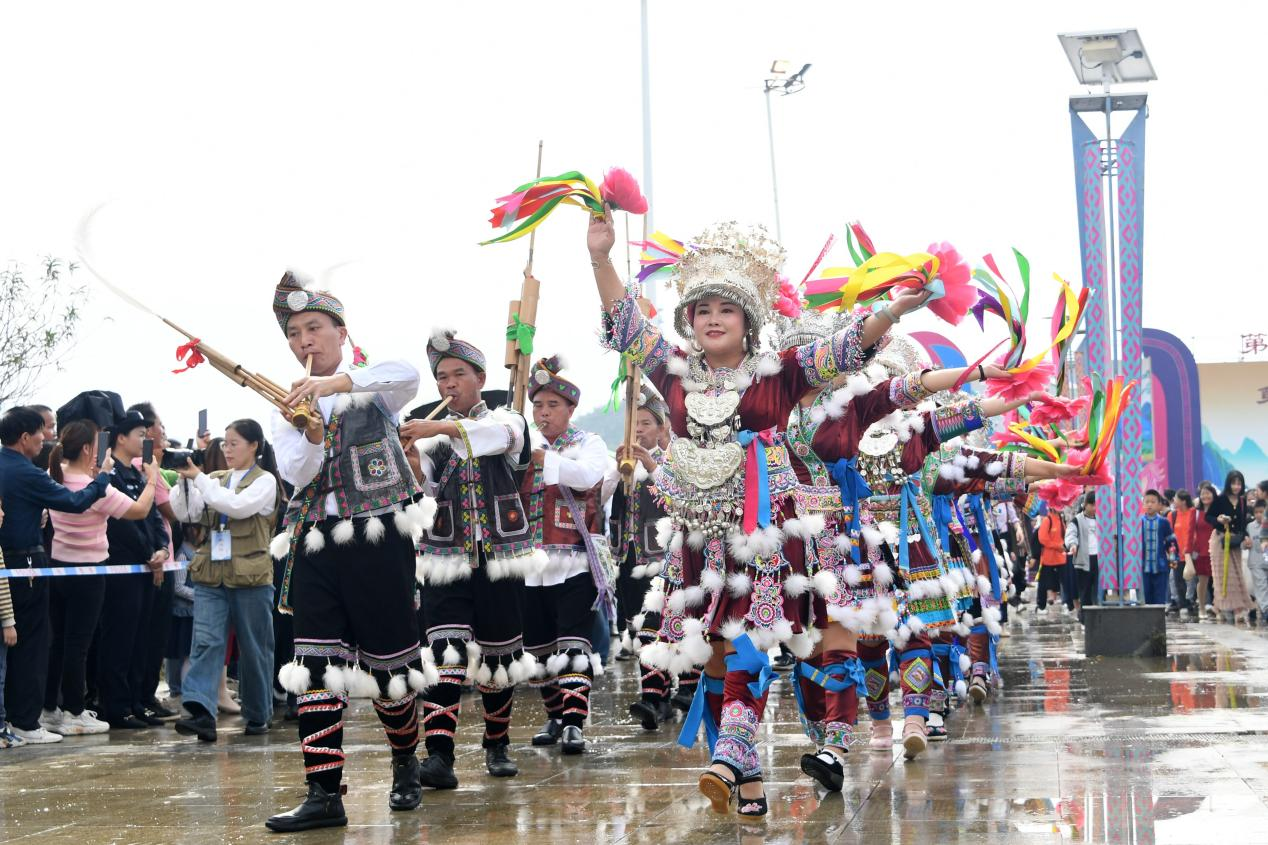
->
[1036, 565, 1074, 610]
[522, 571, 599, 659]
[44, 568, 107, 715]
[272, 557, 295, 697]
[140, 570, 174, 705]
[614, 548, 647, 631]
[1077, 556, 1100, 608]
[97, 571, 158, 720]
[3, 558, 52, 731]
[421, 563, 526, 659]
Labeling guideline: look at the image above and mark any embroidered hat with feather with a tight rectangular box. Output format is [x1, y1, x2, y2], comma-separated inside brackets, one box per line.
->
[272, 270, 346, 334]
[528, 354, 580, 405]
[427, 328, 487, 376]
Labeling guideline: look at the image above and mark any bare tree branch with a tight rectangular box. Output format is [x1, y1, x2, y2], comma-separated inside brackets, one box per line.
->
[0, 257, 86, 406]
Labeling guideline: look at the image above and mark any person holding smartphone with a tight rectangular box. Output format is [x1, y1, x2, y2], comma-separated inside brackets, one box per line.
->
[170, 419, 282, 742]
[96, 410, 170, 730]
[42, 420, 158, 736]
[0, 406, 114, 745]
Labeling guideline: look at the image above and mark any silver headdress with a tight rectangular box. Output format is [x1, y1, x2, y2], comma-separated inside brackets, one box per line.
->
[672, 221, 786, 347]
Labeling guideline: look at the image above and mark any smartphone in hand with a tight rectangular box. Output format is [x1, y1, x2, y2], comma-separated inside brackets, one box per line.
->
[198, 408, 208, 439]
[95, 431, 110, 468]
[142, 438, 154, 466]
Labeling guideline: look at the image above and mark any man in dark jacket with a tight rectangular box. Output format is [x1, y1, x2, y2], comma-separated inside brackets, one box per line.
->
[97, 410, 170, 729]
[0, 406, 112, 743]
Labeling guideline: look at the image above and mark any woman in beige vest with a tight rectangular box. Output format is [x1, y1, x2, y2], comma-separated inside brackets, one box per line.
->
[169, 419, 282, 741]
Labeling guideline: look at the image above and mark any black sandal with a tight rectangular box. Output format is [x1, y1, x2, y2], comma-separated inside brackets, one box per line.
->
[697, 769, 736, 814]
[736, 775, 768, 820]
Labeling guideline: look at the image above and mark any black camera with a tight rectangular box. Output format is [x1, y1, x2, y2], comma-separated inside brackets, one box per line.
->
[161, 448, 205, 471]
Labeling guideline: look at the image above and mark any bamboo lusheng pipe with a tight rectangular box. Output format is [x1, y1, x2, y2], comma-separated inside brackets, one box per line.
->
[290, 355, 315, 430]
[164, 316, 308, 425]
[507, 140, 545, 414]
[422, 396, 452, 421]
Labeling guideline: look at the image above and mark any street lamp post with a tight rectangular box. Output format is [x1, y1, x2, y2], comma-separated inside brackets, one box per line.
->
[762, 61, 810, 243]
[1058, 29, 1155, 605]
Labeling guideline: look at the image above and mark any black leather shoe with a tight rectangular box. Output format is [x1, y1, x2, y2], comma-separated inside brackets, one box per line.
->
[145, 699, 177, 719]
[670, 689, 694, 713]
[265, 782, 347, 833]
[629, 700, 660, 731]
[614, 648, 634, 662]
[245, 722, 270, 736]
[135, 710, 164, 727]
[389, 755, 423, 811]
[417, 753, 458, 790]
[560, 725, 586, 755]
[283, 703, 299, 722]
[174, 712, 218, 743]
[656, 699, 674, 724]
[485, 745, 519, 777]
[532, 718, 563, 746]
[107, 715, 148, 730]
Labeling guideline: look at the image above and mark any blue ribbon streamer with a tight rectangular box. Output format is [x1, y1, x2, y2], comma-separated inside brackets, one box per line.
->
[898, 478, 942, 576]
[737, 430, 772, 530]
[966, 493, 1002, 601]
[724, 633, 777, 699]
[678, 674, 726, 751]
[790, 658, 867, 724]
[932, 493, 956, 562]
[830, 458, 872, 564]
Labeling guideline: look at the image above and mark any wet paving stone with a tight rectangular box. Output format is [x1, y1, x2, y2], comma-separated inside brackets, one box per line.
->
[5, 611, 1268, 843]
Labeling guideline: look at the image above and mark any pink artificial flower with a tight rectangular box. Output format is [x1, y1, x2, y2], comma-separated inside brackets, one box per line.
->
[1028, 394, 1089, 426]
[599, 167, 648, 214]
[985, 357, 1055, 403]
[924, 241, 975, 326]
[774, 274, 802, 318]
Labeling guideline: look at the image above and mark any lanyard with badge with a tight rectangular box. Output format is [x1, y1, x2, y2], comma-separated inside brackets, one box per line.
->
[210, 465, 254, 562]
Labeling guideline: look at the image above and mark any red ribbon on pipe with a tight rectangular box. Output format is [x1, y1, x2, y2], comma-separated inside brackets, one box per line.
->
[173, 338, 205, 374]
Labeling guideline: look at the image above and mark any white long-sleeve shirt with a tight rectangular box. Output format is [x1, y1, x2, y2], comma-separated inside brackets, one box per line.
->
[418, 404, 527, 492]
[270, 359, 420, 517]
[526, 429, 609, 588]
[170, 468, 277, 522]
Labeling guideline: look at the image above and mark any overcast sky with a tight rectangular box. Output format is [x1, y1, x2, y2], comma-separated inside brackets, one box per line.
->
[2, 1, 1261, 439]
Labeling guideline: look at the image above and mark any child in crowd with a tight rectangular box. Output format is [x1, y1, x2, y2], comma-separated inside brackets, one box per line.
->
[165, 524, 202, 706]
[1036, 505, 1071, 612]
[1141, 489, 1178, 606]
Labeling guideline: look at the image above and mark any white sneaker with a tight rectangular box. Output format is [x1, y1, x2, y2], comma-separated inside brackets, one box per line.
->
[39, 708, 64, 732]
[58, 710, 110, 735]
[11, 726, 64, 744]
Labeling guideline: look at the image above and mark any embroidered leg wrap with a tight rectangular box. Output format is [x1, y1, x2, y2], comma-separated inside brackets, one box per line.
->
[677, 668, 701, 701]
[557, 655, 594, 729]
[479, 685, 515, 749]
[372, 691, 419, 758]
[714, 668, 769, 780]
[298, 689, 347, 792]
[714, 639, 774, 780]
[857, 640, 891, 721]
[793, 658, 828, 746]
[421, 683, 462, 759]
[968, 624, 991, 681]
[820, 650, 863, 749]
[540, 684, 564, 721]
[640, 660, 670, 704]
[899, 639, 934, 719]
[930, 638, 952, 716]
